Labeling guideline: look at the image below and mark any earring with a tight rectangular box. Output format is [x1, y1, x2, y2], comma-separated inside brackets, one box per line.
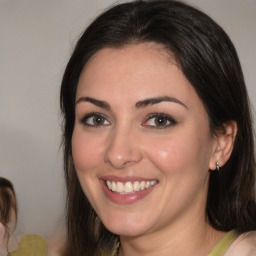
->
[216, 162, 220, 171]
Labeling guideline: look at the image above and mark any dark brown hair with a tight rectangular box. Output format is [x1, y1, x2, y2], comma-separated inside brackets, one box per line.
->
[60, 1, 256, 255]
[0, 177, 17, 247]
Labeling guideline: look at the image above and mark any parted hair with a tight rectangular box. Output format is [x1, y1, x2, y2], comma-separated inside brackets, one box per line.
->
[60, 1, 256, 255]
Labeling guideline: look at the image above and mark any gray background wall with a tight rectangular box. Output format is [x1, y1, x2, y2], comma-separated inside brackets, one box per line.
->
[0, 0, 255, 239]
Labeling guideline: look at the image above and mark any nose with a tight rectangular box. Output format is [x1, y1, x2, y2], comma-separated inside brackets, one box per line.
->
[104, 126, 143, 169]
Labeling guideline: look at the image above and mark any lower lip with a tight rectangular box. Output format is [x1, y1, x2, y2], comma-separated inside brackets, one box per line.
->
[100, 180, 157, 204]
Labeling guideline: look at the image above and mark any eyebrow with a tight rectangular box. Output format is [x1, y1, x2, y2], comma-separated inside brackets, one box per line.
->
[135, 96, 188, 109]
[75, 95, 188, 110]
[75, 97, 111, 110]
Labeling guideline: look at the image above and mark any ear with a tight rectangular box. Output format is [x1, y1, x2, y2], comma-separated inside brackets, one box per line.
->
[209, 121, 237, 171]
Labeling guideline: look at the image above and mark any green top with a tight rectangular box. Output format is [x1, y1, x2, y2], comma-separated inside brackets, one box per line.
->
[208, 230, 238, 256]
[8, 230, 237, 256]
[103, 230, 238, 256]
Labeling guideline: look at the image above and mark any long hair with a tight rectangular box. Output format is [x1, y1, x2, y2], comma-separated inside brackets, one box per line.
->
[60, 1, 256, 255]
[0, 177, 17, 249]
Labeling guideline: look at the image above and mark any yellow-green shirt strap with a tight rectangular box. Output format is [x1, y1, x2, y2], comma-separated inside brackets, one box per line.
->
[208, 230, 238, 256]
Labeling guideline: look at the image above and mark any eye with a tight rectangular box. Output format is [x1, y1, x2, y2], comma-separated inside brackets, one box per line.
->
[80, 113, 111, 127]
[143, 113, 177, 128]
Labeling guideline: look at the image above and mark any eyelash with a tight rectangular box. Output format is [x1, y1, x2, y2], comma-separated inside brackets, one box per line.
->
[79, 112, 177, 129]
[143, 113, 177, 129]
[79, 112, 111, 127]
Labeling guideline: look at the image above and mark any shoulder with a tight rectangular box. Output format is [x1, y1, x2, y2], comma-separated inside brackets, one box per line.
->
[225, 231, 256, 256]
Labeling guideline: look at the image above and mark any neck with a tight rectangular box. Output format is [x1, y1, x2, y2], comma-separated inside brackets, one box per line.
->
[118, 220, 225, 256]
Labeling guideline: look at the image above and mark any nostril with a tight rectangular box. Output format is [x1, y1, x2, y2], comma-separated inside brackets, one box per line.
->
[103, 127, 143, 169]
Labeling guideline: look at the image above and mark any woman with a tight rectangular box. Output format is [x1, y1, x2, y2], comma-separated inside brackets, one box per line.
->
[60, 0, 256, 255]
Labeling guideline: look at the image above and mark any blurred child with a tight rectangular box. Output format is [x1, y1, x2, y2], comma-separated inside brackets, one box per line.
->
[0, 177, 47, 256]
[0, 177, 18, 256]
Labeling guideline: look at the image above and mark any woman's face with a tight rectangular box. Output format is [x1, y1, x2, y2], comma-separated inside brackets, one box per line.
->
[72, 43, 218, 237]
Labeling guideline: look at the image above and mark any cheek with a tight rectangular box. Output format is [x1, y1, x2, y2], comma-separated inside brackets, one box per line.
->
[146, 141, 190, 173]
[71, 129, 104, 206]
[144, 132, 212, 175]
[72, 129, 103, 172]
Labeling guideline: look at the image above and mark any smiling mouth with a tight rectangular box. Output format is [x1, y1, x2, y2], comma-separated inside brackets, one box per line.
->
[105, 180, 157, 194]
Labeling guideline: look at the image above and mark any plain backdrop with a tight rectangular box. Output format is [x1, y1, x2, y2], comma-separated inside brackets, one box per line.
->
[0, 0, 255, 239]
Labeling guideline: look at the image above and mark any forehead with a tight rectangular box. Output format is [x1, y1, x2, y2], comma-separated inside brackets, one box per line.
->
[76, 43, 201, 110]
[78, 43, 174, 89]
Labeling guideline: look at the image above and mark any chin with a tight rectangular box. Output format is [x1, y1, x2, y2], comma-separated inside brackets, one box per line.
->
[107, 226, 145, 237]
[101, 215, 151, 237]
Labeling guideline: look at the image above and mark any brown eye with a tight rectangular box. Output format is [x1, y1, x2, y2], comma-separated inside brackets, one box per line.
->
[80, 113, 110, 127]
[93, 116, 105, 125]
[143, 114, 177, 129]
[154, 116, 168, 126]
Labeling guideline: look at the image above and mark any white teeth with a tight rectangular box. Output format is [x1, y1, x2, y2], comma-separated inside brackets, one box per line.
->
[116, 182, 124, 193]
[112, 181, 116, 192]
[133, 181, 140, 191]
[106, 180, 112, 190]
[151, 180, 157, 186]
[105, 180, 157, 194]
[140, 181, 145, 190]
[124, 182, 133, 193]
